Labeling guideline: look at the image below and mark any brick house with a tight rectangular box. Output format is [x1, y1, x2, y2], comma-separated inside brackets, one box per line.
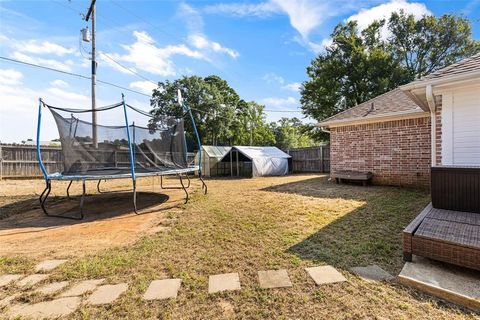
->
[318, 53, 480, 187]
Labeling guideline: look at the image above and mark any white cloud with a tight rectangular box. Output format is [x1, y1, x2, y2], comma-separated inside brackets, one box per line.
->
[204, 0, 356, 39]
[13, 40, 74, 56]
[261, 96, 297, 108]
[204, 2, 278, 17]
[50, 79, 69, 88]
[46, 87, 90, 103]
[0, 69, 23, 85]
[129, 81, 157, 95]
[270, 0, 331, 39]
[189, 34, 239, 59]
[181, 4, 240, 60]
[282, 82, 301, 92]
[347, 0, 431, 38]
[11, 51, 73, 72]
[263, 72, 285, 84]
[107, 30, 205, 77]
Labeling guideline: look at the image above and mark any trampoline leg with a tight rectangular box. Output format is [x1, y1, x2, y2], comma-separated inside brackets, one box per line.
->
[179, 175, 189, 203]
[199, 175, 207, 195]
[39, 180, 52, 215]
[66, 180, 73, 199]
[97, 179, 102, 193]
[132, 180, 139, 214]
[40, 180, 84, 220]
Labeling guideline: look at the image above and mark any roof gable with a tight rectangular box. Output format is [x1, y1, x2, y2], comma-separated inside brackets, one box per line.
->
[202, 145, 231, 158]
[318, 89, 424, 126]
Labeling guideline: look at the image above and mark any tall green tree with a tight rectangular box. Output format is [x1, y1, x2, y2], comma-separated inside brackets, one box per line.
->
[301, 12, 479, 124]
[388, 11, 479, 79]
[231, 100, 275, 146]
[271, 117, 315, 150]
[150, 76, 236, 146]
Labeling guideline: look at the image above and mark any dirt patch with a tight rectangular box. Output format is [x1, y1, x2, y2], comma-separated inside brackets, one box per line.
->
[0, 177, 192, 259]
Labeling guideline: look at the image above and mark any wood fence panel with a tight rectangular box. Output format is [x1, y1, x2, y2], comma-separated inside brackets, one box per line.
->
[287, 145, 330, 173]
[0, 144, 197, 179]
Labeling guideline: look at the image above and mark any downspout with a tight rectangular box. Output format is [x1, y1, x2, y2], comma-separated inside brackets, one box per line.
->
[320, 126, 330, 134]
[426, 85, 436, 166]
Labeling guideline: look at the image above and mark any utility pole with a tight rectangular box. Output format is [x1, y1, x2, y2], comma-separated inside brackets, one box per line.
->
[85, 0, 97, 148]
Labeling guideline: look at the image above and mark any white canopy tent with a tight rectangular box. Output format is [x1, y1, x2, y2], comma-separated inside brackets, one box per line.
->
[220, 146, 291, 177]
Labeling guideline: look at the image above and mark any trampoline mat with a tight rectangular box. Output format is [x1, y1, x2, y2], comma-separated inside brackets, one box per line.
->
[49, 166, 199, 181]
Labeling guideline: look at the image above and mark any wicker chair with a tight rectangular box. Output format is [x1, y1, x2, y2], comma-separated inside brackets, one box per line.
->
[403, 203, 480, 271]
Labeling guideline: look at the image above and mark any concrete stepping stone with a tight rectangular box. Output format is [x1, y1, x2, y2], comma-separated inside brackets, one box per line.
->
[35, 259, 68, 272]
[208, 273, 241, 294]
[7, 297, 81, 319]
[59, 279, 105, 297]
[86, 283, 128, 305]
[258, 269, 292, 289]
[0, 274, 23, 288]
[350, 265, 394, 282]
[16, 274, 49, 288]
[143, 279, 182, 300]
[305, 265, 347, 285]
[35, 281, 70, 295]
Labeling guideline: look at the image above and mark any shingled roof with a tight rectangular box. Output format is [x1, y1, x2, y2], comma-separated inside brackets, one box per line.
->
[402, 53, 480, 88]
[317, 88, 425, 127]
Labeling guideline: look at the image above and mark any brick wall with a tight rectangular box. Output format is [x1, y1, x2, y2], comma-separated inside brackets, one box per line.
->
[330, 117, 431, 187]
[434, 95, 442, 166]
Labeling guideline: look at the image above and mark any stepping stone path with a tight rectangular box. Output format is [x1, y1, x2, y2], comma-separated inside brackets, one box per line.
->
[350, 265, 394, 282]
[0, 274, 23, 288]
[305, 265, 347, 285]
[35, 281, 70, 295]
[208, 273, 241, 294]
[59, 279, 105, 297]
[17, 274, 49, 288]
[8, 297, 81, 319]
[143, 279, 182, 300]
[258, 269, 292, 289]
[86, 283, 128, 305]
[34, 259, 68, 273]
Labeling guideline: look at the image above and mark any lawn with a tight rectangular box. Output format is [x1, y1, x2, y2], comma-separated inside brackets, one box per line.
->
[0, 174, 477, 319]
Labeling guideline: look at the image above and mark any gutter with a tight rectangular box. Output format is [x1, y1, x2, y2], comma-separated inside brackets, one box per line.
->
[400, 70, 480, 91]
[320, 127, 330, 134]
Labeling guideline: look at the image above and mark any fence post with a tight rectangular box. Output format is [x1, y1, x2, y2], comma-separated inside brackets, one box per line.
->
[319, 146, 324, 173]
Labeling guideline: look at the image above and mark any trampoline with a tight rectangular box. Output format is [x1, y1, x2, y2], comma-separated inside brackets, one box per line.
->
[36, 92, 207, 220]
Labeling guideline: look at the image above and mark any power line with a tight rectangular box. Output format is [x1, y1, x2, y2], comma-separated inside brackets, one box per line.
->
[0, 56, 150, 97]
[100, 52, 158, 87]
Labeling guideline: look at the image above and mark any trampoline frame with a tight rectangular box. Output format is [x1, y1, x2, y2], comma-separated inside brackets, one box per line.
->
[36, 94, 207, 220]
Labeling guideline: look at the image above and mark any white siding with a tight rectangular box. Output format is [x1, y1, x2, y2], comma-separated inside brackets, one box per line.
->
[442, 86, 480, 166]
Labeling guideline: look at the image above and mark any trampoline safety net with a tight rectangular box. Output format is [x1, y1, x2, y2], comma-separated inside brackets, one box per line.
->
[48, 104, 189, 177]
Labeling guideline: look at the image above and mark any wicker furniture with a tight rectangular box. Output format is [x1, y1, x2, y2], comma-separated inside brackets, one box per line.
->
[403, 203, 480, 271]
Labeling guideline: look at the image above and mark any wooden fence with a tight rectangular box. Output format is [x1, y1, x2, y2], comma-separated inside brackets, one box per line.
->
[286, 145, 330, 173]
[0, 144, 196, 179]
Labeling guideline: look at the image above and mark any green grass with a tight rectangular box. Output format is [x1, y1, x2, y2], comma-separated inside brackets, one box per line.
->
[1, 175, 477, 319]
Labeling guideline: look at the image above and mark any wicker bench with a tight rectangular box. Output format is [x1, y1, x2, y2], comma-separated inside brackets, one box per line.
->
[403, 203, 480, 271]
[333, 171, 373, 186]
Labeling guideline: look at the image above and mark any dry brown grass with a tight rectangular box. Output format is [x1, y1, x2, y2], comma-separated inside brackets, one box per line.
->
[0, 174, 478, 319]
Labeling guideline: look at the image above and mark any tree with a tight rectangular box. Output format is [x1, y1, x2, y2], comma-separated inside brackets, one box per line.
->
[150, 75, 276, 147]
[301, 20, 408, 123]
[150, 76, 236, 147]
[271, 117, 315, 149]
[301, 12, 479, 124]
[231, 100, 275, 146]
[388, 11, 479, 79]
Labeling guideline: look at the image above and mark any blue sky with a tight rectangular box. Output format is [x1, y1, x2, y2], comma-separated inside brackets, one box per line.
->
[0, 0, 479, 142]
